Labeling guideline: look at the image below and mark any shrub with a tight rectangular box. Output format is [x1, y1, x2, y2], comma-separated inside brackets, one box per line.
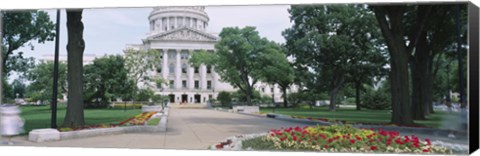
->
[361, 90, 391, 110]
[136, 89, 155, 102]
[217, 91, 232, 107]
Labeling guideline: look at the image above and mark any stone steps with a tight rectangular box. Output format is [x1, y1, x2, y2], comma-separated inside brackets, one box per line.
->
[169, 103, 207, 109]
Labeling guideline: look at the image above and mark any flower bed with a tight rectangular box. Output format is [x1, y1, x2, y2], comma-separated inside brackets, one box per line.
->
[290, 115, 428, 128]
[261, 125, 452, 154]
[58, 112, 156, 132]
[118, 112, 156, 126]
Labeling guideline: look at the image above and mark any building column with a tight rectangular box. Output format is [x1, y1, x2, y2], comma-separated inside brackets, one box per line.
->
[175, 49, 181, 89]
[167, 17, 170, 31]
[188, 50, 194, 89]
[162, 49, 169, 89]
[200, 64, 207, 90]
[212, 66, 217, 91]
[158, 19, 162, 32]
[183, 16, 187, 28]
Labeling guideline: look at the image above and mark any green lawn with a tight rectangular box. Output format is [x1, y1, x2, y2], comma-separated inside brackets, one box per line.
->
[19, 104, 141, 135]
[261, 106, 459, 128]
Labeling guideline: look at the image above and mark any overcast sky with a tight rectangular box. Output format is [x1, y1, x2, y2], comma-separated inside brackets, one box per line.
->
[17, 5, 292, 59]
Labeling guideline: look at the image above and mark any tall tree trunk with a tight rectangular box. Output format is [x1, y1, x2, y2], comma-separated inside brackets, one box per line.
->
[373, 5, 430, 126]
[410, 31, 428, 120]
[389, 44, 414, 125]
[282, 86, 288, 108]
[63, 10, 85, 128]
[245, 87, 252, 106]
[329, 76, 344, 111]
[355, 81, 361, 111]
[423, 54, 435, 115]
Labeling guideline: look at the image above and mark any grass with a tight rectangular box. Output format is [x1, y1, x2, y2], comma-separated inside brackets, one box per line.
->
[19, 104, 141, 135]
[146, 118, 160, 126]
[261, 106, 459, 128]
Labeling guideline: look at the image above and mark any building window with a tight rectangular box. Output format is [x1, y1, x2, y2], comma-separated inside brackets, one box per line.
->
[206, 65, 211, 74]
[194, 81, 199, 89]
[194, 67, 199, 74]
[207, 81, 211, 89]
[182, 80, 187, 88]
[182, 64, 187, 73]
[156, 66, 161, 73]
[261, 88, 265, 92]
[186, 17, 191, 27]
[193, 18, 197, 28]
[168, 51, 176, 59]
[271, 87, 274, 93]
[181, 51, 189, 59]
[169, 63, 175, 74]
[170, 80, 175, 89]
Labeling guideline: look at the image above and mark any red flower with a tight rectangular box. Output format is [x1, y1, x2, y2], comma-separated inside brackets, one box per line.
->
[280, 137, 287, 141]
[324, 145, 329, 148]
[370, 146, 378, 150]
[350, 139, 356, 144]
[327, 138, 334, 143]
[293, 136, 297, 141]
[386, 141, 391, 145]
[356, 136, 362, 141]
[425, 138, 431, 146]
[294, 126, 302, 132]
[319, 134, 326, 139]
[413, 142, 420, 148]
[423, 148, 430, 152]
[369, 139, 375, 143]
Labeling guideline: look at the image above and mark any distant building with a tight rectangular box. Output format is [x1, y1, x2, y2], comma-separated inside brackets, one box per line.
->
[40, 54, 97, 65]
[125, 6, 298, 104]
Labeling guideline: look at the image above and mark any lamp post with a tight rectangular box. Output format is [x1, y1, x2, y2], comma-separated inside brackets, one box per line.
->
[51, 9, 61, 129]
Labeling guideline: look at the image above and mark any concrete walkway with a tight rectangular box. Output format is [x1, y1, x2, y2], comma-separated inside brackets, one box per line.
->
[7, 108, 312, 149]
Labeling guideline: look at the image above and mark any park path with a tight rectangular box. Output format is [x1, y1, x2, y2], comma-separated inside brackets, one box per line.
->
[6, 108, 312, 149]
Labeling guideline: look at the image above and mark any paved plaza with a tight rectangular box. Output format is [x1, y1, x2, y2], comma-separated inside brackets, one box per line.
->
[8, 108, 312, 149]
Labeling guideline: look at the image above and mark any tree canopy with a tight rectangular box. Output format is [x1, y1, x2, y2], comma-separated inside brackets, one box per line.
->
[83, 55, 135, 108]
[2, 10, 55, 77]
[26, 61, 67, 103]
[190, 26, 287, 106]
[283, 4, 387, 111]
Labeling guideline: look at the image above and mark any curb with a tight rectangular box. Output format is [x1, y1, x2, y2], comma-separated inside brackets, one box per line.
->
[28, 108, 170, 143]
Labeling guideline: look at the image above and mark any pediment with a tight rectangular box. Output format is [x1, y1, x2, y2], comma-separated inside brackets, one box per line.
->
[148, 27, 218, 42]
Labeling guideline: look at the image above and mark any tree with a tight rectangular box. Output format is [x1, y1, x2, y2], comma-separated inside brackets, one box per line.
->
[12, 79, 26, 98]
[83, 55, 135, 108]
[2, 11, 55, 77]
[63, 10, 85, 128]
[408, 5, 467, 119]
[256, 43, 294, 108]
[26, 61, 67, 103]
[283, 5, 385, 111]
[135, 88, 155, 102]
[371, 5, 432, 125]
[190, 27, 277, 106]
[124, 48, 163, 90]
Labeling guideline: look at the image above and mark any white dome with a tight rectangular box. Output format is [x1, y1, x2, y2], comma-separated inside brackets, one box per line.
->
[148, 6, 210, 33]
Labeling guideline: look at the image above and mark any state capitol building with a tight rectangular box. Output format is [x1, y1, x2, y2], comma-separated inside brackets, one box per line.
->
[125, 6, 297, 105]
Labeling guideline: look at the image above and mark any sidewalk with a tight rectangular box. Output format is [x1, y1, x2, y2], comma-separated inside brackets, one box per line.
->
[5, 108, 312, 149]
